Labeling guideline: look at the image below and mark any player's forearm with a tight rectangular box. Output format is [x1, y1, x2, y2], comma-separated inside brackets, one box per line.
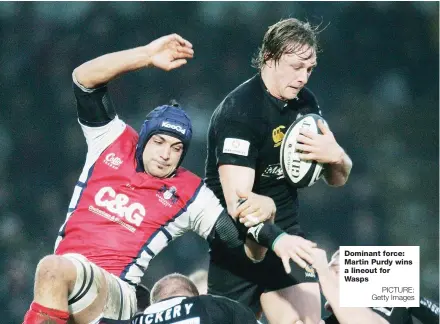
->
[245, 222, 284, 250]
[316, 269, 341, 312]
[318, 270, 388, 324]
[74, 46, 152, 89]
[323, 150, 352, 187]
[218, 165, 255, 218]
[209, 210, 283, 251]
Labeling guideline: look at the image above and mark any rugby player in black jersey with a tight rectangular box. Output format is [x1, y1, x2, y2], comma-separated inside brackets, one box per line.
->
[131, 273, 260, 324]
[205, 18, 352, 323]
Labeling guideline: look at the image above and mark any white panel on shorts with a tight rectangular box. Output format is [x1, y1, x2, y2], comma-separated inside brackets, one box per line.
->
[63, 253, 136, 320]
[64, 253, 101, 314]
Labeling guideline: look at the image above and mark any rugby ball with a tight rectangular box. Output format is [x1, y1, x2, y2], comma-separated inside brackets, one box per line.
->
[280, 114, 326, 188]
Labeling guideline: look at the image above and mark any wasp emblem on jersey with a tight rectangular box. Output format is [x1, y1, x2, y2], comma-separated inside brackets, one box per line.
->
[304, 264, 316, 278]
[272, 126, 286, 147]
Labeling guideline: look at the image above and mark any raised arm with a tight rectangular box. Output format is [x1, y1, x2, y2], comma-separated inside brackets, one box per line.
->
[312, 248, 389, 324]
[74, 33, 193, 88]
[70, 34, 194, 155]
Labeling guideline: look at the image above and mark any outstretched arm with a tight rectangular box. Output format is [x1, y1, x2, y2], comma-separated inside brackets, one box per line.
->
[209, 209, 316, 273]
[70, 34, 194, 154]
[74, 34, 194, 88]
[312, 248, 389, 324]
[188, 183, 316, 273]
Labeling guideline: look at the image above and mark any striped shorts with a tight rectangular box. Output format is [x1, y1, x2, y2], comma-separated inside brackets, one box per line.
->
[63, 253, 137, 323]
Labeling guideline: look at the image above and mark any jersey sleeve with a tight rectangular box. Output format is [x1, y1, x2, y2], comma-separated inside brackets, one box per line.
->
[200, 295, 258, 323]
[187, 182, 225, 239]
[211, 100, 263, 169]
[73, 72, 117, 126]
[72, 73, 127, 158]
[78, 117, 126, 159]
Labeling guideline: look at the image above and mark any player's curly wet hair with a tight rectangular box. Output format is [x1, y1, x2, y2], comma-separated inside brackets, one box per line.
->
[252, 18, 322, 70]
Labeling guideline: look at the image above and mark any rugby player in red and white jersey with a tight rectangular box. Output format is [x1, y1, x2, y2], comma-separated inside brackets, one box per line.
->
[22, 34, 317, 324]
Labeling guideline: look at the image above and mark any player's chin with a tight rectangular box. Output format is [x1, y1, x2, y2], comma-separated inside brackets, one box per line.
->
[150, 166, 169, 178]
[284, 88, 300, 100]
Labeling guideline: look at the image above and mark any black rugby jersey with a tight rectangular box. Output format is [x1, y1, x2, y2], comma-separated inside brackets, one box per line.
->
[324, 297, 440, 324]
[324, 307, 412, 324]
[131, 295, 258, 324]
[205, 73, 321, 232]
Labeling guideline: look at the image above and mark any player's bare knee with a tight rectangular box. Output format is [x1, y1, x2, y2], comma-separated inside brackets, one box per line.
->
[36, 255, 75, 286]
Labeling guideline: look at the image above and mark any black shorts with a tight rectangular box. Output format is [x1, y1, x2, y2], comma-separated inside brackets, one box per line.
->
[207, 227, 318, 314]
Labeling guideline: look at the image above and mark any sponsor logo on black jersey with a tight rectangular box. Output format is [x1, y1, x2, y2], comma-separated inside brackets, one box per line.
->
[261, 163, 284, 180]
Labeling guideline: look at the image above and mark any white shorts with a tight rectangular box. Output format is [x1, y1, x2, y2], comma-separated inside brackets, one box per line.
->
[63, 253, 137, 323]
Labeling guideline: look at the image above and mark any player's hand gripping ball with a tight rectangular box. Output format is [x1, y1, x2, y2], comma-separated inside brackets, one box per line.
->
[280, 114, 327, 188]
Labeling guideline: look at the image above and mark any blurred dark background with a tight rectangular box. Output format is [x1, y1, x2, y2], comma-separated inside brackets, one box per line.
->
[0, 2, 438, 322]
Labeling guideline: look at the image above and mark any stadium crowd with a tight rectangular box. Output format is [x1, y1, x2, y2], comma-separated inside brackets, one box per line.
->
[0, 2, 437, 323]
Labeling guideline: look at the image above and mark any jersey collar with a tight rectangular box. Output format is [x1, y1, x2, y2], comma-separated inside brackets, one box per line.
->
[258, 73, 299, 111]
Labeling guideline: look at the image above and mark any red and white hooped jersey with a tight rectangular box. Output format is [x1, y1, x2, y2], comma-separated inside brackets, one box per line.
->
[55, 117, 223, 285]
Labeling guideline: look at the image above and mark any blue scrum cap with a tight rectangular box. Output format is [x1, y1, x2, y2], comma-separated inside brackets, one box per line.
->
[135, 102, 192, 173]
